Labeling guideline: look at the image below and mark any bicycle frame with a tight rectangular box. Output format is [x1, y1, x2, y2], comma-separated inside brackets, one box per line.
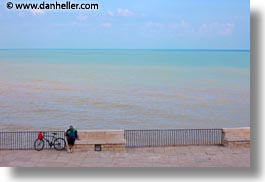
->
[42, 133, 58, 147]
[34, 132, 66, 151]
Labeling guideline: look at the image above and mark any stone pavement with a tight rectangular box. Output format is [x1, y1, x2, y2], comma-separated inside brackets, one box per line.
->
[0, 146, 250, 167]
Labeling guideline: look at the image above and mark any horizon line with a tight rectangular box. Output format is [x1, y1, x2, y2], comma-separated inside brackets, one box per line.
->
[0, 48, 250, 52]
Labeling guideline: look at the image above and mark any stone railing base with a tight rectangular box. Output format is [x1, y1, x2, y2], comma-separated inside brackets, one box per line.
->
[74, 130, 126, 152]
[223, 137, 250, 147]
[75, 144, 126, 152]
[222, 127, 250, 148]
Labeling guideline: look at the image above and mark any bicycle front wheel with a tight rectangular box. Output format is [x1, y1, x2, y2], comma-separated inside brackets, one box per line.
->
[54, 138, 66, 151]
[34, 139, 44, 151]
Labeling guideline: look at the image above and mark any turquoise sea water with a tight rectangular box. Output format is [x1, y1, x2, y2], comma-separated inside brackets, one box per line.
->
[0, 50, 250, 130]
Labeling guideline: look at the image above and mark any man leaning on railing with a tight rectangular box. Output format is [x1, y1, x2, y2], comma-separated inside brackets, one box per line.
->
[65, 125, 79, 153]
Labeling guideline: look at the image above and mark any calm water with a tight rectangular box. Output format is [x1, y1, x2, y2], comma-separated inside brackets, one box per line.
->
[0, 50, 250, 130]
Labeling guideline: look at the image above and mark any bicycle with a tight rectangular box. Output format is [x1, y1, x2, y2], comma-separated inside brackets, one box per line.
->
[34, 132, 66, 151]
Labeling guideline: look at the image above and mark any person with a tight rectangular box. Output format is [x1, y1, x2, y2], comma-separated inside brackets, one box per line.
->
[65, 125, 79, 153]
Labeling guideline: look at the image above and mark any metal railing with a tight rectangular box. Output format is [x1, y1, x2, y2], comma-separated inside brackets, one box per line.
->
[0, 131, 65, 150]
[0, 129, 223, 150]
[125, 129, 223, 147]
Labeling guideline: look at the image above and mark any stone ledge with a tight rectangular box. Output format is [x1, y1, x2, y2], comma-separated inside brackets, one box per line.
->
[78, 130, 124, 140]
[222, 127, 250, 137]
[223, 140, 250, 148]
[222, 127, 250, 148]
[75, 144, 126, 152]
[75, 139, 126, 145]
[223, 136, 250, 142]
[74, 130, 126, 152]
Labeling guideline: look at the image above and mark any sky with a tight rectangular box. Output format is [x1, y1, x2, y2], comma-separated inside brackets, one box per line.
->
[0, 0, 250, 49]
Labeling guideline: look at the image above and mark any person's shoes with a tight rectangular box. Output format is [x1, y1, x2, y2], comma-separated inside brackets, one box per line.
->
[67, 148, 71, 153]
[70, 148, 73, 153]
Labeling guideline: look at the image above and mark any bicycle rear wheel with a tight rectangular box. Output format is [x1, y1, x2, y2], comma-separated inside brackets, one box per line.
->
[54, 138, 66, 151]
[34, 139, 44, 151]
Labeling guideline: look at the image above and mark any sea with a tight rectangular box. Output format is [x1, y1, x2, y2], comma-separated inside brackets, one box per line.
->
[0, 49, 250, 131]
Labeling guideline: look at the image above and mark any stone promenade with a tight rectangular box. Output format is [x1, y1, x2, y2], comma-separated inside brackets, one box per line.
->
[0, 146, 250, 167]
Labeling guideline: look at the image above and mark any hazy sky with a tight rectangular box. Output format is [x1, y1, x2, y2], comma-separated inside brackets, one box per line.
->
[0, 0, 250, 49]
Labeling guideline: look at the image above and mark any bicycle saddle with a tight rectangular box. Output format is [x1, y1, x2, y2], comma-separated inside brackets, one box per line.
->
[52, 132, 57, 135]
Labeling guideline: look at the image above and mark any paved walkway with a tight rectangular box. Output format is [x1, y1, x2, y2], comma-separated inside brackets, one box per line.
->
[0, 146, 250, 167]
